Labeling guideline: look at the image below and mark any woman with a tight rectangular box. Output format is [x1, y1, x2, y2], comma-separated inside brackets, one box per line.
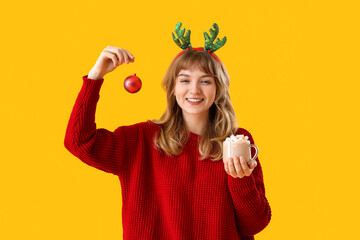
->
[64, 23, 271, 240]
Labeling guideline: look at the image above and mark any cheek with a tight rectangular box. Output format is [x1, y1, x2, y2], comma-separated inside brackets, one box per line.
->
[174, 85, 186, 97]
[209, 87, 217, 101]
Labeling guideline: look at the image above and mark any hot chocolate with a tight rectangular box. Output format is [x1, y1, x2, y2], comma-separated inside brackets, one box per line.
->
[223, 134, 259, 164]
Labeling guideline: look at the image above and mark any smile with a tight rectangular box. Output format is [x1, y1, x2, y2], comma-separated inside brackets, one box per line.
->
[186, 98, 204, 102]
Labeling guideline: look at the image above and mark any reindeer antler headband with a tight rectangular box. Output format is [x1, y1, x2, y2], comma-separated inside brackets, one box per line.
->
[172, 22, 227, 67]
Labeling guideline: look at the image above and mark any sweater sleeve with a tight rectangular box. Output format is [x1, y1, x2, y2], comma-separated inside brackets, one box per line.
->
[227, 129, 271, 236]
[64, 75, 128, 175]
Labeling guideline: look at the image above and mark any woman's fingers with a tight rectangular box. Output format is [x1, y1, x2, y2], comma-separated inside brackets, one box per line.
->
[233, 156, 245, 177]
[239, 156, 252, 176]
[224, 160, 236, 178]
[104, 46, 132, 65]
[102, 50, 119, 67]
[250, 160, 257, 169]
[118, 48, 135, 64]
[118, 48, 128, 64]
[224, 160, 229, 173]
[224, 156, 256, 178]
[103, 46, 120, 65]
[124, 49, 135, 60]
[226, 157, 244, 178]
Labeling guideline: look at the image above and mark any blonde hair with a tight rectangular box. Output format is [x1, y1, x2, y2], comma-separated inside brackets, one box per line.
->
[149, 50, 238, 161]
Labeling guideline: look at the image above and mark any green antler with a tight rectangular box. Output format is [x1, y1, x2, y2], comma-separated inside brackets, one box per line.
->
[203, 23, 227, 53]
[172, 22, 192, 50]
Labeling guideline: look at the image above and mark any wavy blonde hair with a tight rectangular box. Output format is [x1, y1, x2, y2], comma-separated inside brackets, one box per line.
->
[149, 50, 238, 161]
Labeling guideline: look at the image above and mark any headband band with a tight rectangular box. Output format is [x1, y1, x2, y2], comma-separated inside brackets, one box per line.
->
[173, 47, 222, 66]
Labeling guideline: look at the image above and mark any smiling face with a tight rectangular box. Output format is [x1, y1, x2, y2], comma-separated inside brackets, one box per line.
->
[174, 68, 217, 121]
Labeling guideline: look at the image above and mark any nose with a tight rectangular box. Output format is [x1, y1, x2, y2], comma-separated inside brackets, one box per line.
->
[189, 81, 201, 94]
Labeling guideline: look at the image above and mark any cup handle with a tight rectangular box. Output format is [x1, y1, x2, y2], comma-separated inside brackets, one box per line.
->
[249, 144, 259, 161]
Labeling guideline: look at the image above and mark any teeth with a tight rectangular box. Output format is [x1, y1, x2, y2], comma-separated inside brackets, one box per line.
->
[187, 98, 203, 102]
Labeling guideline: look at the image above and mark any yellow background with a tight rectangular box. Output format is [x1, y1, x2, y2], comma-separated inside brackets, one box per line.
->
[1, 0, 359, 239]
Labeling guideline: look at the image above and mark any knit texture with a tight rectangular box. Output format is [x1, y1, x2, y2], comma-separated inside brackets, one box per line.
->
[64, 75, 271, 240]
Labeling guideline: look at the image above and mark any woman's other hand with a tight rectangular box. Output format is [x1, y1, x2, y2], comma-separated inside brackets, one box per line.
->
[224, 156, 257, 178]
[88, 46, 135, 80]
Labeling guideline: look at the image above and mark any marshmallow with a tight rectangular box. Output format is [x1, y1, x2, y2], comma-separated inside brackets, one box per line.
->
[225, 134, 251, 145]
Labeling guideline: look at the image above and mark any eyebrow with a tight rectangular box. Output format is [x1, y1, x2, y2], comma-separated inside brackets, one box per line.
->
[178, 74, 213, 78]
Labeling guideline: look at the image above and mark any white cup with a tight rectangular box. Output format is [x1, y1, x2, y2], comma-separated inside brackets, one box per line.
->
[223, 136, 259, 164]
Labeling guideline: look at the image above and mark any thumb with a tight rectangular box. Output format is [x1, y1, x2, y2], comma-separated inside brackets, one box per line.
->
[250, 160, 257, 169]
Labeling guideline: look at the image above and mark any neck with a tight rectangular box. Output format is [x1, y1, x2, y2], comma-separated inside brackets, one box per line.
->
[182, 111, 209, 135]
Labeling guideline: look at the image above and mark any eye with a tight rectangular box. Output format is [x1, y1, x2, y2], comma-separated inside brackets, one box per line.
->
[201, 80, 211, 84]
[180, 79, 190, 83]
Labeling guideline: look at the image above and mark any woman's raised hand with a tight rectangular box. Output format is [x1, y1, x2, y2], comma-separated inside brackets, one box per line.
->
[88, 46, 135, 80]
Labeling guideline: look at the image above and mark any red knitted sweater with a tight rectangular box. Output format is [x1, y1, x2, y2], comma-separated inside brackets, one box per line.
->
[64, 75, 271, 240]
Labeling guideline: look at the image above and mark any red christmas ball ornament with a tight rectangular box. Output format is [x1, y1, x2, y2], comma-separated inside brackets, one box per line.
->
[124, 74, 142, 93]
